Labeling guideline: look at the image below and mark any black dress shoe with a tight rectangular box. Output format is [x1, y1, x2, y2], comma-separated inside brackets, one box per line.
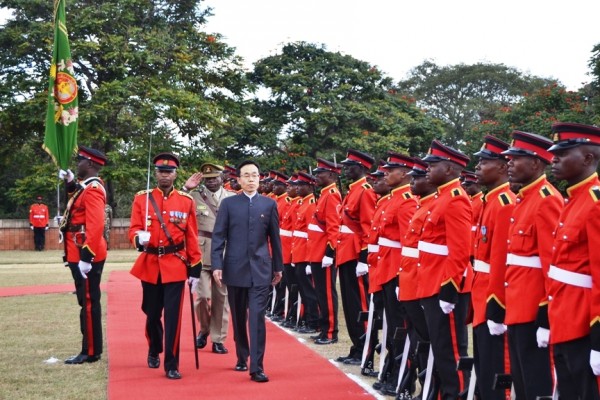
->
[64, 354, 101, 364]
[315, 337, 338, 345]
[250, 371, 269, 383]
[362, 367, 379, 377]
[147, 353, 160, 369]
[166, 369, 181, 379]
[343, 357, 362, 365]
[212, 342, 228, 354]
[234, 361, 248, 371]
[309, 334, 322, 340]
[335, 354, 352, 362]
[195, 332, 208, 349]
[297, 326, 317, 334]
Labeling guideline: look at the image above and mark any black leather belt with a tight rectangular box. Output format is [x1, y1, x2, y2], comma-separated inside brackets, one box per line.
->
[145, 242, 184, 256]
[198, 230, 212, 239]
[65, 224, 84, 232]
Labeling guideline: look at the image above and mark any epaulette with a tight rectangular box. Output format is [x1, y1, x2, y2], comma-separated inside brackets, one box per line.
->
[403, 192, 412, 200]
[590, 186, 600, 202]
[310, 198, 316, 204]
[329, 187, 338, 194]
[539, 186, 552, 198]
[498, 192, 512, 206]
[451, 188, 461, 197]
[136, 189, 153, 196]
[362, 182, 372, 189]
[177, 190, 194, 199]
[285, 197, 292, 204]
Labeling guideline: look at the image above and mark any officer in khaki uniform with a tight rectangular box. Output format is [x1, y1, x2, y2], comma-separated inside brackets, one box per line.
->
[183, 163, 234, 354]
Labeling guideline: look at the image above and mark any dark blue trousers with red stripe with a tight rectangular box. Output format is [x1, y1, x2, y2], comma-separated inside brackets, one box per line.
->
[311, 262, 339, 339]
[338, 260, 369, 358]
[69, 260, 105, 357]
[141, 278, 185, 372]
[421, 294, 469, 399]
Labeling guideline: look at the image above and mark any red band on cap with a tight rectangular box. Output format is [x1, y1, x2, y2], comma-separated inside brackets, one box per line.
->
[559, 131, 600, 146]
[429, 147, 468, 167]
[155, 159, 178, 168]
[512, 140, 553, 163]
[79, 149, 106, 166]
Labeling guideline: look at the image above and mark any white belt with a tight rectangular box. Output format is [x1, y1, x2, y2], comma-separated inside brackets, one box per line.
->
[418, 241, 449, 256]
[340, 225, 354, 234]
[506, 253, 541, 268]
[548, 265, 592, 289]
[33, 215, 45, 218]
[401, 246, 419, 258]
[473, 259, 490, 273]
[279, 229, 293, 237]
[308, 223, 324, 233]
[293, 230, 308, 239]
[368, 244, 379, 253]
[378, 237, 402, 249]
[471, 225, 477, 232]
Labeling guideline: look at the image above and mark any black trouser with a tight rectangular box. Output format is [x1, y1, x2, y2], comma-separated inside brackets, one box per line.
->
[294, 261, 319, 328]
[421, 295, 469, 400]
[554, 336, 600, 400]
[141, 278, 185, 372]
[403, 299, 431, 391]
[68, 260, 104, 357]
[33, 227, 45, 250]
[381, 278, 408, 382]
[338, 259, 369, 357]
[283, 263, 299, 322]
[228, 285, 270, 374]
[507, 322, 553, 400]
[473, 323, 510, 400]
[311, 261, 338, 339]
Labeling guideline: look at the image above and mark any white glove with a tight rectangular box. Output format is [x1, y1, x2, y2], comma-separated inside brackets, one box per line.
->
[137, 230, 151, 245]
[78, 260, 92, 279]
[356, 262, 369, 277]
[536, 327, 550, 348]
[188, 277, 199, 292]
[395, 286, 399, 298]
[30, 226, 34, 230]
[305, 265, 312, 275]
[45, 226, 49, 231]
[439, 300, 455, 314]
[322, 255, 334, 268]
[291, 263, 295, 267]
[590, 350, 600, 375]
[487, 320, 507, 336]
[58, 169, 74, 182]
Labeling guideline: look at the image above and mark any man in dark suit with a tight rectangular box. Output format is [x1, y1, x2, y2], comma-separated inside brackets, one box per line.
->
[211, 160, 283, 383]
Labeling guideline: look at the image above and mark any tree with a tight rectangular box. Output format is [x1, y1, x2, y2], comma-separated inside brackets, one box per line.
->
[248, 42, 444, 173]
[0, 0, 252, 216]
[396, 60, 557, 147]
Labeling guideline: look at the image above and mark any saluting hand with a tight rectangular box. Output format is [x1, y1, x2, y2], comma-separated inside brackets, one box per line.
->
[183, 172, 204, 191]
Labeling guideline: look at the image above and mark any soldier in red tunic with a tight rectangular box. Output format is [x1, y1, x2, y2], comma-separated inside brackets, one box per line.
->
[418, 140, 472, 398]
[471, 135, 515, 400]
[308, 159, 342, 344]
[29, 196, 49, 251]
[547, 123, 600, 398]
[501, 131, 563, 399]
[129, 152, 202, 379]
[335, 149, 377, 365]
[59, 145, 108, 365]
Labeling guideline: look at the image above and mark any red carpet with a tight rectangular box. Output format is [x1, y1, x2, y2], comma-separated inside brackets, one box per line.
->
[0, 283, 106, 297]
[107, 271, 375, 399]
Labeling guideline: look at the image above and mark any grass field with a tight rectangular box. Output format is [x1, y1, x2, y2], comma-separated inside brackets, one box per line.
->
[0, 249, 379, 400]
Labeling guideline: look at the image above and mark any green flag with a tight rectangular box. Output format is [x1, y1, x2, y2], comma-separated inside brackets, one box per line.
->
[43, 0, 78, 170]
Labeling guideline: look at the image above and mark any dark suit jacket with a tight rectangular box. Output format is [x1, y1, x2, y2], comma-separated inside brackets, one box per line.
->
[211, 193, 283, 287]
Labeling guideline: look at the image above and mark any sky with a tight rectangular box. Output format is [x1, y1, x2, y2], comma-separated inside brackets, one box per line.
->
[202, 0, 600, 90]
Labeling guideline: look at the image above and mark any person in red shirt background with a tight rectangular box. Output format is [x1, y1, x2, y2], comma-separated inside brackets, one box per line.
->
[29, 195, 49, 251]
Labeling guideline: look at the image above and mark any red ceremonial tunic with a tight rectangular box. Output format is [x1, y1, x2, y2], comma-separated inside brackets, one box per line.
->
[462, 192, 484, 294]
[504, 175, 562, 325]
[399, 193, 435, 301]
[280, 197, 300, 264]
[376, 184, 417, 286]
[307, 183, 341, 262]
[336, 177, 377, 266]
[367, 194, 391, 293]
[129, 187, 201, 284]
[548, 173, 600, 345]
[29, 203, 49, 227]
[416, 178, 472, 301]
[291, 193, 316, 263]
[64, 177, 107, 263]
[471, 182, 516, 327]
